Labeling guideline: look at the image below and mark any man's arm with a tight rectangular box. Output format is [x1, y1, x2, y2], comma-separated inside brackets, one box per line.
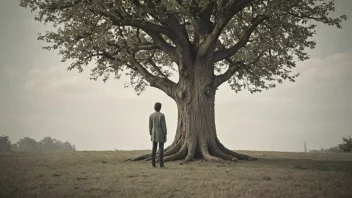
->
[149, 115, 153, 135]
[162, 114, 167, 136]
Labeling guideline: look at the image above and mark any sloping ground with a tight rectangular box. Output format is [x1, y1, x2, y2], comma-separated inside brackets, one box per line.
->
[1, 150, 352, 198]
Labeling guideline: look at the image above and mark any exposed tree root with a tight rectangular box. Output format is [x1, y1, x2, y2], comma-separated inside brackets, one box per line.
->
[164, 141, 182, 156]
[125, 141, 183, 162]
[163, 143, 188, 162]
[216, 139, 258, 161]
[124, 153, 152, 162]
[209, 143, 238, 162]
[201, 147, 224, 163]
[180, 142, 195, 164]
[144, 157, 152, 161]
[125, 136, 258, 163]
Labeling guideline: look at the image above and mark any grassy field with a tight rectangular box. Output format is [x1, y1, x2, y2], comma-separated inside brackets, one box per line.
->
[1, 150, 352, 198]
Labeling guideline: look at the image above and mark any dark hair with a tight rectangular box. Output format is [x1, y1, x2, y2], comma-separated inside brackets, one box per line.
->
[154, 102, 162, 112]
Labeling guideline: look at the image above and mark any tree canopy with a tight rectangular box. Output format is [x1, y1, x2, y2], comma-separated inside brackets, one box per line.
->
[339, 136, 352, 152]
[20, 0, 347, 96]
[0, 135, 12, 152]
[10, 137, 75, 152]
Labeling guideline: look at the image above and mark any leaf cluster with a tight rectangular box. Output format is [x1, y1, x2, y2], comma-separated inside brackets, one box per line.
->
[20, 0, 347, 94]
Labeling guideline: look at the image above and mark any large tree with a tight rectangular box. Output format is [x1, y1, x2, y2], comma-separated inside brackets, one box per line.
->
[20, 0, 346, 163]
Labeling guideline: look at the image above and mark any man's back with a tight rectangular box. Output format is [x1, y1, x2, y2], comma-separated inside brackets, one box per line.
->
[149, 112, 167, 143]
[150, 102, 167, 168]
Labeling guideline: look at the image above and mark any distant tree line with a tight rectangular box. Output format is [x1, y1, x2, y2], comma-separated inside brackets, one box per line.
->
[0, 135, 75, 152]
[310, 136, 352, 153]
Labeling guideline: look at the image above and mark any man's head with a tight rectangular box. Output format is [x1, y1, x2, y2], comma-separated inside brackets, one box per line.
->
[154, 102, 162, 112]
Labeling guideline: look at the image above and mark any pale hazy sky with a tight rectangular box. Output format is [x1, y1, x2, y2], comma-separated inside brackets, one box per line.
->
[1, 0, 351, 151]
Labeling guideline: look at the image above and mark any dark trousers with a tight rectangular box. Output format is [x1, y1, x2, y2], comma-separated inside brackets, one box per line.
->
[152, 142, 164, 167]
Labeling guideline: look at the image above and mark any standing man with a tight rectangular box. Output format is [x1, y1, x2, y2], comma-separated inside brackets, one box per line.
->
[149, 102, 167, 168]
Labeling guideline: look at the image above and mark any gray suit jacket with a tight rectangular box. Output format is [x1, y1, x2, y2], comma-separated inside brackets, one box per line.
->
[149, 112, 167, 142]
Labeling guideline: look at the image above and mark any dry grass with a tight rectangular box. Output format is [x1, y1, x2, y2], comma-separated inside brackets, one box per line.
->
[1, 150, 352, 198]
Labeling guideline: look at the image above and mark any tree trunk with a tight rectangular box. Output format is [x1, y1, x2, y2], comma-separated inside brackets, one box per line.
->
[127, 60, 257, 163]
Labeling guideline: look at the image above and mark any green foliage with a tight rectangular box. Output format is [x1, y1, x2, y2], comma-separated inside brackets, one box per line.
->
[0, 135, 12, 152]
[19, 0, 347, 94]
[339, 136, 352, 152]
[325, 146, 342, 153]
[15, 137, 40, 151]
[222, 1, 347, 93]
[310, 136, 352, 153]
[40, 137, 76, 151]
[310, 146, 342, 153]
[41, 136, 56, 151]
[11, 136, 75, 152]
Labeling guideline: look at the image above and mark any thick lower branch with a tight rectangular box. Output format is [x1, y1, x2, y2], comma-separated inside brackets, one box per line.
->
[213, 61, 243, 88]
[128, 57, 177, 98]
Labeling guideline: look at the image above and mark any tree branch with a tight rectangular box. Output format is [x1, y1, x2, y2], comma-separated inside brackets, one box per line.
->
[285, 11, 322, 21]
[210, 0, 256, 41]
[147, 56, 168, 78]
[99, 48, 176, 98]
[213, 61, 244, 88]
[129, 0, 194, 63]
[142, 29, 179, 64]
[106, 42, 160, 51]
[196, 0, 257, 56]
[143, 2, 194, 64]
[129, 55, 176, 98]
[91, 8, 180, 63]
[213, 15, 268, 63]
[46, 1, 179, 64]
[213, 48, 268, 88]
[46, 0, 83, 10]
[164, 14, 194, 61]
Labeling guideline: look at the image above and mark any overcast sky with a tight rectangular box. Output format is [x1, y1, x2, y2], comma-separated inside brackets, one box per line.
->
[1, 0, 351, 152]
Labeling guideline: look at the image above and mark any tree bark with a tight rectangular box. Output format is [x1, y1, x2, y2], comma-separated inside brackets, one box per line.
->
[127, 59, 257, 163]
